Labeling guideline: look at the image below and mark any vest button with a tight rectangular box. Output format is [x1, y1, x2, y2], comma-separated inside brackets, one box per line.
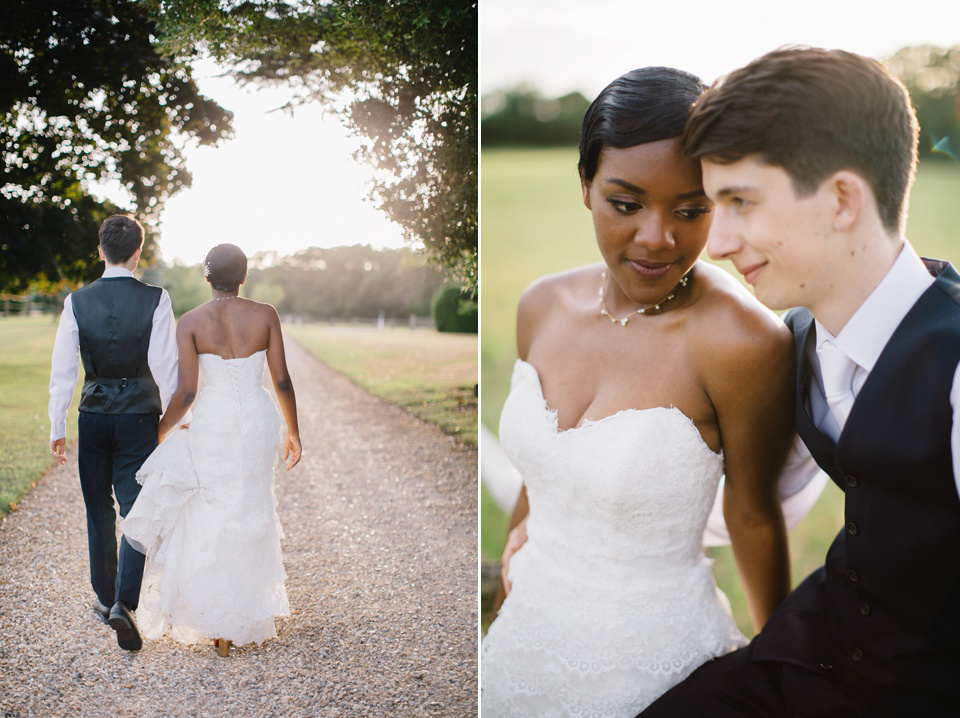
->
[847, 569, 858, 582]
[846, 522, 858, 535]
[819, 662, 833, 671]
[851, 648, 864, 662]
[859, 602, 871, 616]
[845, 475, 858, 487]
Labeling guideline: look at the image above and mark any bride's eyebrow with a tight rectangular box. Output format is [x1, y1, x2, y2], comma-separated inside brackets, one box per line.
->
[603, 180, 706, 201]
[604, 178, 645, 193]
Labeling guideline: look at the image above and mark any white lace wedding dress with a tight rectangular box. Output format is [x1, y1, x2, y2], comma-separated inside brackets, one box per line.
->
[120, 350, 290, 646]
[481, 360, 746, 716]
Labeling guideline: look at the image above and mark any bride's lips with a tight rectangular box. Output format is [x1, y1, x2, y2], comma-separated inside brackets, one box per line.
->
[739, 261, 767, 285]
[626, 259, 674, 279]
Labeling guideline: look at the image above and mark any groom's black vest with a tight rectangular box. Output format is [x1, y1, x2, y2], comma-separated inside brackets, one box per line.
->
[755, 260, 960, 712]
[71, 276, 163, 415]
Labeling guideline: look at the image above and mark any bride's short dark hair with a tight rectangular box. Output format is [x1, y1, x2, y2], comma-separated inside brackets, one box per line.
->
[578, 67, 706, 182]
[203, 243, 247, 292]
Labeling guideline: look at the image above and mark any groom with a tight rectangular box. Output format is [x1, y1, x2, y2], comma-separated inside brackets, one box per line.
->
[48, 214, 179, 651]
[642, 47, 960, 717]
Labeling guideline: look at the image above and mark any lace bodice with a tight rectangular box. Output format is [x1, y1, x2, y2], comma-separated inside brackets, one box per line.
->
[501, 359, 724, 574]
[199, 350, 270, 398]
[481, 360, 743, 717]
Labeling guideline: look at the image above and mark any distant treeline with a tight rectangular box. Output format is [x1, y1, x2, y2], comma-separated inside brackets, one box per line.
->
[482, 45, 960, 162]
[144, 245, 449, 321]
[481, 88, 590, 147]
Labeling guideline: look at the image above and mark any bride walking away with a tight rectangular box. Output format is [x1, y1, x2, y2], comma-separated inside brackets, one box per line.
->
[121, 243, 302, 655]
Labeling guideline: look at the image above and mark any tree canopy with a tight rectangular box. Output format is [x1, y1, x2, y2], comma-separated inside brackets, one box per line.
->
[1, 0, 233, 293]
[147, 0, 478, 293]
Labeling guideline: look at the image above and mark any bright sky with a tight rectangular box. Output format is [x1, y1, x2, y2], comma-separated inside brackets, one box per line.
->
[481, 0, 960, 97]
[150, 61, 408, 265]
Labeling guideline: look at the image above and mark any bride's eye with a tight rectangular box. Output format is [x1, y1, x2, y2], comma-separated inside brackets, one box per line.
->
[676, 207, 711, 221]
[608, 199, 642, 214]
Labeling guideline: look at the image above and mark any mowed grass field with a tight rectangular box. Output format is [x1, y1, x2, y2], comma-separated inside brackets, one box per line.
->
[480, 146, 960, 635]
[0, 316, 81, 513]
[285, 323, 478, 446]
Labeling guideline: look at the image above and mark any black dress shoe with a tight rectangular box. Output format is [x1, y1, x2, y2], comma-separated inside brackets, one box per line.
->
[108, 601, 143, 651]
[92, 600, 111, 625]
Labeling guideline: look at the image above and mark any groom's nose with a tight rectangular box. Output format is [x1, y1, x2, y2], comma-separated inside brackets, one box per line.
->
[706, 209, 742, 261]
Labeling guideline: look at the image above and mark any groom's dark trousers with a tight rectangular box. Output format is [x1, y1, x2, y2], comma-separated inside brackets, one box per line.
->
[72, 277, 163, 609]
[642, 261, 960, 718]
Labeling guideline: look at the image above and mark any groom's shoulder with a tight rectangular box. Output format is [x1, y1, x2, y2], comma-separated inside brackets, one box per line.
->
[782, 307, 812, 336]
[72, 277, 164, 306]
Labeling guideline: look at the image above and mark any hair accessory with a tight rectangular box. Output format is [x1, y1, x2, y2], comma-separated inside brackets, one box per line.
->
[598, 269, 690, 327]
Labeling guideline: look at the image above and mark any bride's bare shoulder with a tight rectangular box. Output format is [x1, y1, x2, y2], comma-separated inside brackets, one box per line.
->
[690, 262, 792, 373]
[517, 263, 603, 359]
[518, 264, 604, 319]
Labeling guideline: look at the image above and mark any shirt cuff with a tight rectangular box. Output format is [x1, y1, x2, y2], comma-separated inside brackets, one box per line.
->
[50, 421, 66, 442]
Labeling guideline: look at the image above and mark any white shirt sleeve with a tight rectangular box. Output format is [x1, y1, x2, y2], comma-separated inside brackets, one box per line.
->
[703, 432, 829, 547]
[950, 361, 960, 500]
[48, 295, 80, 441]
[148, 288, 179, 412]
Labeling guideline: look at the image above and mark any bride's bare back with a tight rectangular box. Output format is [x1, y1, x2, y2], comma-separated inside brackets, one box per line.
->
[188, 297, 274, 359]
[159, 295, 301, 470]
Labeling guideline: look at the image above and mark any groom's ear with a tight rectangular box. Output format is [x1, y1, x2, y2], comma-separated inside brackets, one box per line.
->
[97, 245, 106, 262]
[829, 170, 866, 233]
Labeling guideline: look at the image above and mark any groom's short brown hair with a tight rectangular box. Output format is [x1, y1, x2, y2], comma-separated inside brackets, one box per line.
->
[683, 46, 919, 233]
[99, 215, 144, 264]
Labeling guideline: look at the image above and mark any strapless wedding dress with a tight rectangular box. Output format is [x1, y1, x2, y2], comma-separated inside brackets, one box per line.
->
[481, 360, 745, 717]
[121, 350, 289, 646]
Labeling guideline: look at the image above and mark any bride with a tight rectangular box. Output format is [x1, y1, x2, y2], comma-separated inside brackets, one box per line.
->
[480, 67, 797, 715]
[121, 243, 301, 655]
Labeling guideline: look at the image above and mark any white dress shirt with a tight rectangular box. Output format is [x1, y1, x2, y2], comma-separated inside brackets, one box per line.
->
[48, 267, 179, 441]
[805, 242, 960, 499]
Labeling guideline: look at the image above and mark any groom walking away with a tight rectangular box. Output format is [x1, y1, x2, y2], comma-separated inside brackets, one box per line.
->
[48, 214, 178, 652]
[642, 47, 960, 717]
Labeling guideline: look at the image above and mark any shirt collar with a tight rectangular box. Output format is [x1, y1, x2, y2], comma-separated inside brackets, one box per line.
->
[101, 267, 134, 279]
[815, 241, 934, 372]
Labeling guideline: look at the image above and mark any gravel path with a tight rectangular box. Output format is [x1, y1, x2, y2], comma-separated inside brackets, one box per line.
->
[0, 339, 478, 717]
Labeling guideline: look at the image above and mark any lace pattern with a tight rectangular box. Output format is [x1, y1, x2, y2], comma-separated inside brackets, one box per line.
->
[481, 360, 745, 716]
[121, 350, 288, 646]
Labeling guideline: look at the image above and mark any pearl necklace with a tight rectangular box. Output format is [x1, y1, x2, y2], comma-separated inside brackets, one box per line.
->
[598, 269, 690, 327]
[213, 295, 238, 302]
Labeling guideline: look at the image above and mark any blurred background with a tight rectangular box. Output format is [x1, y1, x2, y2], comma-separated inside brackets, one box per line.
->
[480, 0, 960, 633]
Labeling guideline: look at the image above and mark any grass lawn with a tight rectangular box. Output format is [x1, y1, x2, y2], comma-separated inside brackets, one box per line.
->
[285, 323, 478, 446]
[480, 147, 960, 635]
[0, 315, 81, 513]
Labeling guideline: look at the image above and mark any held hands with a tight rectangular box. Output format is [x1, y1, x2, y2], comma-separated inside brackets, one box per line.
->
[157, 421, 191, 444]
[501, 516, 529, 595]
[283, 434, 302, 471]
[49, 438, 67, 466]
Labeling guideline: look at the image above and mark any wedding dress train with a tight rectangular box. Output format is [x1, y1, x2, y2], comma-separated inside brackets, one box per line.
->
[480, 360, 745, 716]
[121, 350, 289, 646]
